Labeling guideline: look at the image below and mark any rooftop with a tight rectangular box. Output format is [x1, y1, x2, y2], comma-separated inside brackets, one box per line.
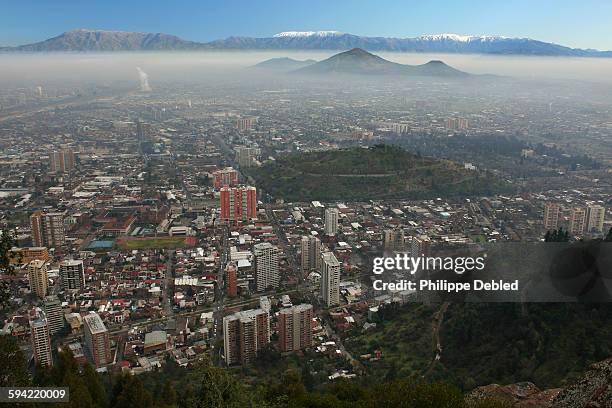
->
[83, 312, 108, 335]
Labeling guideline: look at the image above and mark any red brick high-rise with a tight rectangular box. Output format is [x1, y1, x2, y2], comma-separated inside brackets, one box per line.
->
[226, 263, 237, 298]
[278, 304, 313, 352]
[49, 149, 75, 173]
[83, 312, 111, 368]
[30, 210, 65, 248]
[223, 309, 269, 365]
[212, 167, 239, 189]
[220, 186, 257, 224]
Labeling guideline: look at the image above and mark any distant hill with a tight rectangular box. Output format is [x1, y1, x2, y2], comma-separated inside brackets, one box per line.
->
[294, 48, 405, 75]
[248, 145, 510, 201]
[406, 60, 470, 77]
[293, 48, 469, 77]
[9, 29, 205, 51]
[3, 29, 612, 57]
[252, 57, 316, 71]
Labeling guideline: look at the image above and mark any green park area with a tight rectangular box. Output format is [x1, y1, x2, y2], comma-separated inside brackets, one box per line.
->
[249, 144, 512, 202]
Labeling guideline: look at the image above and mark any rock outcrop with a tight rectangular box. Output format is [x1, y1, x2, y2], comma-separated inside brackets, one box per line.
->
[467, 382, 560, 407]
[467, 358, 612, 408]
[554, 359, 612, 408]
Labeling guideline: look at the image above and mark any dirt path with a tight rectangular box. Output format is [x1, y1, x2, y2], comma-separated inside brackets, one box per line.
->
[422, 301, 450, 378]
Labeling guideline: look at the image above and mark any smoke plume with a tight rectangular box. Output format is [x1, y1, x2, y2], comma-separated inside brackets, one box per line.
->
[136, 67, 151, 91]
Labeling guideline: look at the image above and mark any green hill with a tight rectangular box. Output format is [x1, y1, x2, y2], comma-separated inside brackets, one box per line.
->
[250, 145, 511, 201]
[344, 303, 612, 390]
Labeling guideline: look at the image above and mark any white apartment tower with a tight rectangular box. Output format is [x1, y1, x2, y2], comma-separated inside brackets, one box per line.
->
[587, 205, 605, 233]
[28, 259, 48, 298]
[569, 207, 587, 236]
[543, 202, 560, 231]
[30, 308, 53, 367]
[320, 251, 340, 307]
[43, 295, 65, 335]
[324, 208, 339, 236]
[254, 242, 280, 292]
[300, 235, 321, 274]
[410, 236, 431, 258]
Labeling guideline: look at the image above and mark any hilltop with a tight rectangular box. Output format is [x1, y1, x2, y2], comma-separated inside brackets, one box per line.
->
[293, 48, 469, 76]
[249, 145, 510, 201]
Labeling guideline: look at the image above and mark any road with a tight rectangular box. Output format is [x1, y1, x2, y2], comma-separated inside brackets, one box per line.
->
[211, 225, 229, 363]
[324, 321, 365, 374]
[422, 301, 450, 378]
[162, 250, 175, 317]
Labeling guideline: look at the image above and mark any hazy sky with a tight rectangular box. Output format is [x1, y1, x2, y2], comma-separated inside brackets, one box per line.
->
[1, 0, 612, 50]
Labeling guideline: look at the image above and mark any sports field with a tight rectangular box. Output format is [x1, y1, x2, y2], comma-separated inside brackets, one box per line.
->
[116, 236, 193, 250]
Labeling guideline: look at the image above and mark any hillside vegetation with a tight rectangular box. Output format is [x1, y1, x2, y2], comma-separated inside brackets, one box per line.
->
[250, 145, 511, 201]
[344, 303, 612, 391]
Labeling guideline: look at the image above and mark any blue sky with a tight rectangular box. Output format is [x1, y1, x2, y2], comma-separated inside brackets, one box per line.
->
[2, 0, 612, 50]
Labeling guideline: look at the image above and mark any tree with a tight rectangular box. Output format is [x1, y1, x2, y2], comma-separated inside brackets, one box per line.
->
[368, 380, 464, 408]
[605, 227, 612, 242]
[83, 363, 108, 408]
[279, 369, 307, 400]
[33, 347, 115, 408]
[47, 348, 99, 408]
[0, 229, 18, 309]
[113, 374, 153, 408]
[0, 335, 30, 386]
[183, 362, 253, 408]
[62, 371, 95, 408]
[255, 343, 281, 369]
[159, 380, 177, 407]
[110, 373, 130, 408]
[325, 379, 366, 402]
[544, 228, 570, 242]
[300, 364, 315, 392]
[54, 347, 80, 378]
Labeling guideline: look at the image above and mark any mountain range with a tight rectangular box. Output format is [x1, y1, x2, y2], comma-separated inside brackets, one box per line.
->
[257, 48, 470, 77]
[2, 29, 612, 57]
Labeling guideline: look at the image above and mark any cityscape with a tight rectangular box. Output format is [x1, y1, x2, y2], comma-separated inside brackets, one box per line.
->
[0, 3, 611, 407]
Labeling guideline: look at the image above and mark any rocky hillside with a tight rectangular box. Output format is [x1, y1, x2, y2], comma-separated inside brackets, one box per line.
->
[467, 358, 612, 407]
[554, 359, 612, 408]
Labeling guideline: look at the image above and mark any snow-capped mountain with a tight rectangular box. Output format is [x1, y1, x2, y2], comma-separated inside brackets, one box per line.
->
[272, 31, 343, 38]
[204, 32, 611, 56]
[3, 29, 611, 57]
[416, 34, 510, 42]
